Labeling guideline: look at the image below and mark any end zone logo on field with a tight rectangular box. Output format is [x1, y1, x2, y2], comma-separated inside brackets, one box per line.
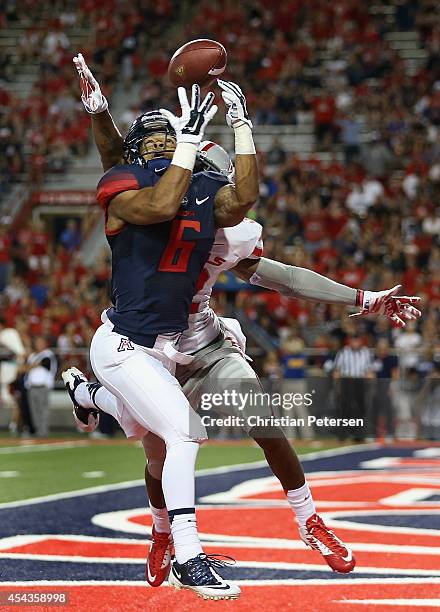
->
[0, 446, 439, 610]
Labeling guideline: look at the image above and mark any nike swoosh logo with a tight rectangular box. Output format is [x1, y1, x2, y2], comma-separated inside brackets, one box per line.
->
[155, 166, 167, 173]
[147, 563, 156, 583]
[196, 196, 209, 205]
[205, 584, 231, 590]
[173, 568, 182, 579]
[341, 551, 352, 562]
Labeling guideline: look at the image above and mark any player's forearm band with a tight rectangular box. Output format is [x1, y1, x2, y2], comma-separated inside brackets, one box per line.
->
[234, 124, 256, 155]
[250, 258, 357, 305]
[171, 142, 198, 170]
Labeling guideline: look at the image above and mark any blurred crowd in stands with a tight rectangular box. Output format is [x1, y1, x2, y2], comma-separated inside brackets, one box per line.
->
[2, 0, 440, 191]
[0, 217, 109, 371]
[0, 1, 440, 437]
[0, 0, 181, 195]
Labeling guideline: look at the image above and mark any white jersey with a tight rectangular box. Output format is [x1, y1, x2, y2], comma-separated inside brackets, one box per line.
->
[179, 218, 263, 354]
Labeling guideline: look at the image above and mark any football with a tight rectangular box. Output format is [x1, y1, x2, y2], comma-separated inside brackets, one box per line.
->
[168, 39, 227, 88]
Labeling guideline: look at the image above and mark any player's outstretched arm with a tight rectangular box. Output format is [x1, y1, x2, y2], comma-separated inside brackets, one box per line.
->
[233, 257, 422, 328]
[214, 80, 259, 228]
[106, 85, 217, 228]
[73, 53, 123, 171]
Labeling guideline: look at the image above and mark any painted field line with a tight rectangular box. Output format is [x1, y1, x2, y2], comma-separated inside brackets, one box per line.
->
[0, 479, 145, 511]
[0, 444, 371, 510]
[0, 553, 438, 578]
[2, 533, 440, 557]
[322, 509, 440, 537]
[0, 441, 91, 454]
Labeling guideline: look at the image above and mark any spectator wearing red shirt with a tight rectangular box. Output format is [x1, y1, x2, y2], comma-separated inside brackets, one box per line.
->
[312, 91, 336, 146]
[302, 197, 327, 252]
[28, 221, 50, 272]
[147, 51, 169, 78]
[402, 254, 420, 295]
[315, 238, 339, 274]
[325, 200, 348, 239]
[423, 270, 440, 303]
[338, 257, 366, 287]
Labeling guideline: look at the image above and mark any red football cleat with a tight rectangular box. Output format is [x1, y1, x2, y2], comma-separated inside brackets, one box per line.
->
[146, 527, 173, 587]
[299, 514, 356, 573]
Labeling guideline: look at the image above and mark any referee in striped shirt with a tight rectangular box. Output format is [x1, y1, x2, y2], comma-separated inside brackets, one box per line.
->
[333, 334, 374, 442]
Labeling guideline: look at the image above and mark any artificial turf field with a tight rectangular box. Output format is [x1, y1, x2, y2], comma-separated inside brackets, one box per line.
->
[0, 435, 439, 611]
[0, 435, 272, 504]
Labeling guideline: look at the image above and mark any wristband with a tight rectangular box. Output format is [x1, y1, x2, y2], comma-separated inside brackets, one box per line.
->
[171, 142, 197, 170]
[356, 289, 364, 307]
[234, 123, 256, 155]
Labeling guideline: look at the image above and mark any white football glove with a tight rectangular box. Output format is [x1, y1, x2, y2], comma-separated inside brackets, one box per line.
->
[350, 285, 422, 328]
[160, 85, 217, 145]
[217, 79, 252, 129]
[73, 53, 108, 114]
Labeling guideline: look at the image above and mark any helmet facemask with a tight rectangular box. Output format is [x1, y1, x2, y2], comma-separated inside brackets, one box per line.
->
[123, 111, 177, 167]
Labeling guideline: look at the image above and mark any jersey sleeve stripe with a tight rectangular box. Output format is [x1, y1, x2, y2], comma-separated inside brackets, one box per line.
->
[99, 171, 140, 184]
[96, 177, 140, 210]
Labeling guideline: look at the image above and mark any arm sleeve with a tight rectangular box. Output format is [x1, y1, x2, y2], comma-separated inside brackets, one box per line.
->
[249, 257, 358, 305]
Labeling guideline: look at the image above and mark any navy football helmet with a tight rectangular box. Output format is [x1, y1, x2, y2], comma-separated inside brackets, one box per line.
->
[123, 110, 176, 167]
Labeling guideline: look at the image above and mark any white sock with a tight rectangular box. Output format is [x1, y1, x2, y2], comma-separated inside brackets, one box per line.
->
[169, 510, 202, 564]
[150, 503, 170, 534]
[162, 440, 202, 563]
[286, 482, 316, 527]
[74, 382, 95, 409]
[162, 440, 199, 512]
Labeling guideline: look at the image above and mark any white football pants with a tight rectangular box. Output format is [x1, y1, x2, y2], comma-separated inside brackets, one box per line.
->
[90, 316, 207, 511]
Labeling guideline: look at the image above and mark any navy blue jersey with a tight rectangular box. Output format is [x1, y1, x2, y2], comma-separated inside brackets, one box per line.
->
[96, 158, 229, 347]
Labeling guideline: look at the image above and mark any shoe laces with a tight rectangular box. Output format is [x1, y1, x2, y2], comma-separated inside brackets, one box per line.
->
[308, 516, 346, 556]
[188, 553, 236, 584]
[202, 554, 236, 569]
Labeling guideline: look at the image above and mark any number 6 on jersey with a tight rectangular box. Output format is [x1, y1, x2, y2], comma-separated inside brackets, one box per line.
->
[158, 219, 201, 272]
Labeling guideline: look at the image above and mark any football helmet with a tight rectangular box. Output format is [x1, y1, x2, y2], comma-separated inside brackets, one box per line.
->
[123, 111, 176, 166]
[197, 140, 235, 181]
